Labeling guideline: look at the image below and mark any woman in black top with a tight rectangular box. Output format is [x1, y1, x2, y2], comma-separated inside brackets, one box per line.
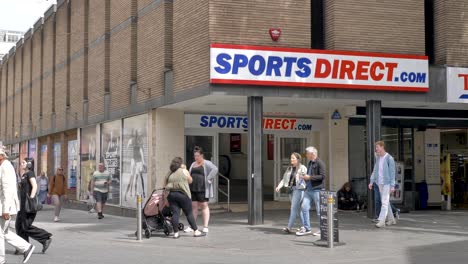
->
[185, 146, 218, 234]
[16, 158, 53, 253]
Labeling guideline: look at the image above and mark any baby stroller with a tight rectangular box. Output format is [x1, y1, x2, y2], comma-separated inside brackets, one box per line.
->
[136, 189, 184, 238]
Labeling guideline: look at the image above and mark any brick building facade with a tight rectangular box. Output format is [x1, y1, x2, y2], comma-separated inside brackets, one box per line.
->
[0, 0, 467, 212]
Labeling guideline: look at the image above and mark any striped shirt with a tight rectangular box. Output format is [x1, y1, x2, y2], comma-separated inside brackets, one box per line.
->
[93, 170, 112, 193]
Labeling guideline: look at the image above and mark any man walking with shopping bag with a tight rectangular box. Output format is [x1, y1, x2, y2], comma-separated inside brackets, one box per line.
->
[0, 149, 35, 263]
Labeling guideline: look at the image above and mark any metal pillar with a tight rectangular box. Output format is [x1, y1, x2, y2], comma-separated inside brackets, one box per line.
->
[366, 100, 381, 219]
[247, 96, 263, 225]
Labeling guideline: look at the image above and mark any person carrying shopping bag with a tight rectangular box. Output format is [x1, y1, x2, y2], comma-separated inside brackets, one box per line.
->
[275, 152, 307, 234]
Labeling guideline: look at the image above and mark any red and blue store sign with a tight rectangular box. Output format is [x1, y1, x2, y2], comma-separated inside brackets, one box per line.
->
[210, 44, 429, 92]
[447, 67, 468, 102]
[185, 114, 322, 132]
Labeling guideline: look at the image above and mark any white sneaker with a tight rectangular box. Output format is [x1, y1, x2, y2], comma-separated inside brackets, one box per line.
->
[54, 216, 60, 222]
[23, 245, 35, 264]
[184, 227, 194, 233]
[295, 227, 312, 236]
[173, 232, 180, 239]
[312, 230, 321, 236]
[375, 221, 386, 228]
[194, 230, 206, 237]
[202, 227, 209, 233]
[386, 219, 397, 226]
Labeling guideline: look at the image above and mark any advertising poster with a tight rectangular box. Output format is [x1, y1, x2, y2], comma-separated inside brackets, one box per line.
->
[80, 126, 96, 201]
[230, 133, 241, 153]
[441, 154, 451, 196]
[28, 140, 38, 172]
[19, 142, 28, 175]
[122, 115, 148, 208]
[68, 140, 78, 189]
[101, 120, 121, 205]
[40, 145, 47, 175]
[53, 143, 61, 172]
[390, 162, 404, 203]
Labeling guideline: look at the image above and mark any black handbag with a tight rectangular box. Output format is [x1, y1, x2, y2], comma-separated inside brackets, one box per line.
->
[24, 195, 39, 214]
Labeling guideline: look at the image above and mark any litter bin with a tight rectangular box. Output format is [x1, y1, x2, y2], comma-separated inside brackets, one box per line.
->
[416, 181, 428, 209]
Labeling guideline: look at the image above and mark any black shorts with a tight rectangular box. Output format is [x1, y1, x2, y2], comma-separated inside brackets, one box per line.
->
[191, 191, 209, 202]
[94, 191, 108, 204]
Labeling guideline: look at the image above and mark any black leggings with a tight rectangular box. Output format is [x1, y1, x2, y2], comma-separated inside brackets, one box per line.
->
[15, 211, 52, 244]
[167, 191, 198, 232]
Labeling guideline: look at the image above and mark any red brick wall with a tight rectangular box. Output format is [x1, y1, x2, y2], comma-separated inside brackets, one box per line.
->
[55, 3, 68, 130]
[173, 0, 209, 93]
[109, 0, 132, 111]
[31, 31, 42, 135]
[434, 0, 468, 66]
[0, 64, 5, 140]
[7, 60, 14, 140]
[14, 49, 22, 133]
[137, 0, 166, 102]
[324, 0, 425, 55]
[0, 63, 8, 140]
[69, 0, 86, 122]
[43, 17, 55, 131]
[88, 0, 105, 118]
[22, 39, 31, 128]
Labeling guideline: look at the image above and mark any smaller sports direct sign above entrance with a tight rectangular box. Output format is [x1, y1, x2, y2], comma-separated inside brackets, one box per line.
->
[185, 114, 322, 131]
[447, 67, 468, 103]
[210, 44, 429, 92]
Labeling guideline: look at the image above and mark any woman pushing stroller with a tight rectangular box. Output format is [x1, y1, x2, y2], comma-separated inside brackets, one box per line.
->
[164, 157, 205, 239]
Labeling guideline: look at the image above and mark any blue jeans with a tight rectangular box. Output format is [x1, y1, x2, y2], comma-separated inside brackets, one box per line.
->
[301, 189, 321, 231]
[288, 187, 305, 229]
[373, 182, 398, 218]
[38, 190, 48, 204]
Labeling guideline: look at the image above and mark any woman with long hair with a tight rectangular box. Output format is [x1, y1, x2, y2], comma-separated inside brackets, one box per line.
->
[48, 167, 68, 222]
[16, 158, 53, 253]
[164, 157, 205, 239]
[275, 152, 307, 234]
[184, 146, 218, 234]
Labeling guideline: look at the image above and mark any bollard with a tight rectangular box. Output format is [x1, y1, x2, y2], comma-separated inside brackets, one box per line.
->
[327, 194, 334, 248]
[136, 193, 143, 241]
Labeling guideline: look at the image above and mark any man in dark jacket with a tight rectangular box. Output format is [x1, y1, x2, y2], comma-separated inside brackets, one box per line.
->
[296, 146, 326, 237]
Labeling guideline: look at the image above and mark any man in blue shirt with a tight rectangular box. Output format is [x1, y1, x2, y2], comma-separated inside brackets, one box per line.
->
[368, 141, 397, 228]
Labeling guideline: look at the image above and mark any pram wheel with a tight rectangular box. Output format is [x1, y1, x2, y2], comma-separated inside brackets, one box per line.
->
[163, 219, 173, 236]
[178, 223, 184, 231]
[145, 230, 151, 239]
[163, 226, 171, 236]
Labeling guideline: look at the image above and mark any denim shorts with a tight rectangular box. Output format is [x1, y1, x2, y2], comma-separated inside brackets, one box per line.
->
[93, 191, 108, 203]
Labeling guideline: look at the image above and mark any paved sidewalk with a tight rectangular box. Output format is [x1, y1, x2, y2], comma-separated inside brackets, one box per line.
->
[5, 205, 468, 264]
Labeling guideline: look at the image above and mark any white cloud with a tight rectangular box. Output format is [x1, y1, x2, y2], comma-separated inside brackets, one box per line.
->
[0, 0, 57, 32]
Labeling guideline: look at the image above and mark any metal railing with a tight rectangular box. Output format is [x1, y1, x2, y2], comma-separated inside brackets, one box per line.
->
[217, 173, 231, 212]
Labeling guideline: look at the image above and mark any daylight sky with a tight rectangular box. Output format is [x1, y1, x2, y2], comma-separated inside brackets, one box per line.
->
[0, 0, 57, 32]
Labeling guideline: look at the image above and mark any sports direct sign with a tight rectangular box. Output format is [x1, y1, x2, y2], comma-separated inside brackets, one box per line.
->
[210, 44, 429, 92]
[185, 114, 322, 131]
